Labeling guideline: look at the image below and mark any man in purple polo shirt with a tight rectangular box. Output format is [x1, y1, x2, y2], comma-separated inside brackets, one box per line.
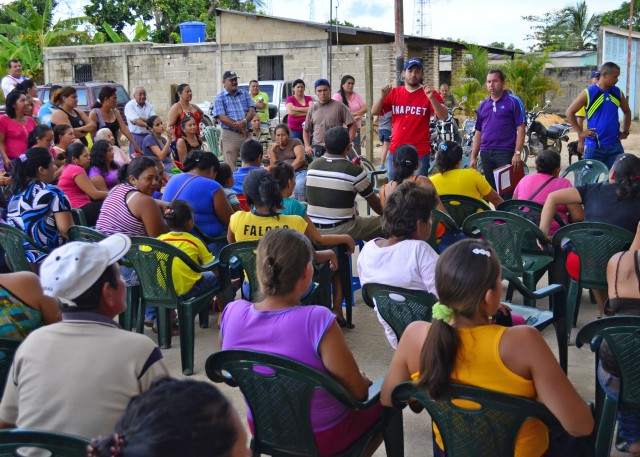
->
[470, 69, 525, 197]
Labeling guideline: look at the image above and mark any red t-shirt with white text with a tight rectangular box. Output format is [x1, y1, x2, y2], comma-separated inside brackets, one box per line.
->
[381, 87, 443, 157]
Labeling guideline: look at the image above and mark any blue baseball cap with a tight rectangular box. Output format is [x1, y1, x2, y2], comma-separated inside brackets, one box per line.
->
[404, 58, 424, 71]
[590, 71, 601, 80]
[314, 78, 331, 89]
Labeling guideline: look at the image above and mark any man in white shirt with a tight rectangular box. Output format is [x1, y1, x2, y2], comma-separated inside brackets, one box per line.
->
[124, 86, 156, 155]
[1, 60, 26, 98]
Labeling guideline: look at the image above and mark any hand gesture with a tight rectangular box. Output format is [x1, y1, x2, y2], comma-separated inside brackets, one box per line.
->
[380, 84, 392, 98]
[424, 86, 436, 98]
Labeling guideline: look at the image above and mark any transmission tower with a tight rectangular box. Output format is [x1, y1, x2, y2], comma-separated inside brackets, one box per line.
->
[413, 0, 432, 37]
[309, 0, 315, 21]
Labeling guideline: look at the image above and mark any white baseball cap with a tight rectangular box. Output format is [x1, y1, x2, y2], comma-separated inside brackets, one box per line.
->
[40, 234, 131, 307]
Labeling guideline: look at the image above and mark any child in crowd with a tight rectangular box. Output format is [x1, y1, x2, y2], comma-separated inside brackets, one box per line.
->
[269, 161, 307, 218]
[376, 111, 392, 170]
[88, 377, 249, 457]
[215, 162, 242, 212]
[27, 125, 55, 158]
[381, 238, 594, 456]
[221, 228, 382, 456]
[158, 200, 218, 300]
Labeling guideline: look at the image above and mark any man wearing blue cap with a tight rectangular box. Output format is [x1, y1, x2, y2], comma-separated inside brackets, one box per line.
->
[566, 62, 631, 169]
[303, 78, 356, 158]
[372, 57, 448, 179]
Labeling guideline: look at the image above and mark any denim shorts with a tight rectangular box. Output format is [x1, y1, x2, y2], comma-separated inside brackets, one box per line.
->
[598, 362, 640, 444]
[378, 129, 391, 143]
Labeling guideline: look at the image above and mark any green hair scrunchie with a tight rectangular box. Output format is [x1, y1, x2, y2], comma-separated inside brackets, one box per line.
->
[432, 302, 454, 324]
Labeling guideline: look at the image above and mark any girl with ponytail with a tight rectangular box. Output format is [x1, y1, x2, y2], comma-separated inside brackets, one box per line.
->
[221, 228, 382, 455]
[381, 238, 593, 456]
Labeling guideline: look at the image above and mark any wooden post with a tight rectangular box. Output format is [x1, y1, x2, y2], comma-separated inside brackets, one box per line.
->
[364, 45, 374, 162]
[394, 0, 404, 86]
[627, 0, 635, 97]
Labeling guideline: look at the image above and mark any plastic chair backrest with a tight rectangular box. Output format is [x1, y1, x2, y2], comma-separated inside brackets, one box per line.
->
[391, 382, 560, 457]
[552, 222, 633, 289]
[361, 284, 437, 340]
[0, 429, 90, 456]
[560, 159, 609, 187]
[70, 208, 87, 226]
[67, 226, 106, 242]
[440, 195, 491, 228]
[204, 125, 222, 156]
[127, 236, 207, 305]
[462, 211, 551, 274]
[497, 199, 566, 228]
[206, 350, 375, 457]
[0, 338, 20, 400]
[428, 210, 461, 251]
[0, 223, 43, 272]
[219, 241, 260, 301]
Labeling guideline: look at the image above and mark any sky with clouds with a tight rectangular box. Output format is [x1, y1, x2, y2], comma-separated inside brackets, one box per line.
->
[270, 0, 619, 50]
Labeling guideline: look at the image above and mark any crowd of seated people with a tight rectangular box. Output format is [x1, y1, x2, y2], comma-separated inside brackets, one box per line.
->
[1, 77, 639, 456]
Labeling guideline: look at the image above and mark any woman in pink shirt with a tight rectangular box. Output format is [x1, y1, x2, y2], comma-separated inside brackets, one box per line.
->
[333, 75, 367, 153]
[285, 79, 314, 141]
[0, 90, 37, 171]
[513, 150, 583, 235]
[57, 142, 108, 226]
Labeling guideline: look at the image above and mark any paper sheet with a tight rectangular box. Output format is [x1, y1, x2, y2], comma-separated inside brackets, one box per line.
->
[500, 171, 511, 190]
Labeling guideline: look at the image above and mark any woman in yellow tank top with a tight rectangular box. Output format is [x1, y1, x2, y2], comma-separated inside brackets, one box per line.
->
[380, 239, 593, 456]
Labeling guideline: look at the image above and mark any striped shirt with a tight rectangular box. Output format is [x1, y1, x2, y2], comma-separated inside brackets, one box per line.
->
[306, 156, 373, 225]
[96, 184, 147, 236]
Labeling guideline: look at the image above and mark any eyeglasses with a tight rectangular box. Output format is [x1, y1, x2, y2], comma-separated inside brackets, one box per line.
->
[492, 101, 496, 113]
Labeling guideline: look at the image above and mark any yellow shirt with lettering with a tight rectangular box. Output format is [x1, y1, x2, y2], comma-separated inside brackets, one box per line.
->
[229, 211, 308, 241]
[157, 231, 214, 296]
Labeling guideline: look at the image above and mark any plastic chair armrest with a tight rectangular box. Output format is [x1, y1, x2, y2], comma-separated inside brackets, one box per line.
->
[365, 378, 383, 406]
[531, 284, 565, 300]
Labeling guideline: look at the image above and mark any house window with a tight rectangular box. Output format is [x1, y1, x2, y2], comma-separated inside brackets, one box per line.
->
[73, 65, 93, 83]
[257, 56, 284, 80]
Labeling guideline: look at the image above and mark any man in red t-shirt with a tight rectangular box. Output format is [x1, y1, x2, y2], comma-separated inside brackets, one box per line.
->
[372, 57, 447, 178]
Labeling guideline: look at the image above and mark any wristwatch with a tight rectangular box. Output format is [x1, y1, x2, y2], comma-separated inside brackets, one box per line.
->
[622, 130, 630, 135]
[515, 150, 522, 156]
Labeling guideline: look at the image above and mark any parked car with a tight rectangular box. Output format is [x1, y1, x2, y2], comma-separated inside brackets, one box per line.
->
[36, 81, 131, 121]
[198, 80, 294, 129]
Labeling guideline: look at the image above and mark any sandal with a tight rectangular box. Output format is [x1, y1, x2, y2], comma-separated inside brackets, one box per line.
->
[335, 316, 355, 329]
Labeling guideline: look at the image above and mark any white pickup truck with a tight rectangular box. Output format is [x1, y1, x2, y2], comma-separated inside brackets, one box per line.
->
[198, 80, 294, 129]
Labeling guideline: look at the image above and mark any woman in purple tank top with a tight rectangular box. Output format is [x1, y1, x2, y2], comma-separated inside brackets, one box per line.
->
[220, 228, 382, 456]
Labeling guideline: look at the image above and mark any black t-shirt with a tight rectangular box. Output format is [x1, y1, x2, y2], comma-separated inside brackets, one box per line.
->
[577, 183, 640, 233]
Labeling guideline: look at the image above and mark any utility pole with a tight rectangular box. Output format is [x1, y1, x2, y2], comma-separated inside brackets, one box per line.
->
[394, 0, 404, 86]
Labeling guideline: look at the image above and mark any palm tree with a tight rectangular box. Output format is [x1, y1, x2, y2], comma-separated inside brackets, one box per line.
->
[560, 1, 601, 50]
[502, 53, 560, 110]
[451, 45, 491, 117]
[0, 0, 90, 82]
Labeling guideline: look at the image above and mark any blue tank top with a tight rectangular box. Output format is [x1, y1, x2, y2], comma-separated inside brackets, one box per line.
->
[585, 84, 623, 148]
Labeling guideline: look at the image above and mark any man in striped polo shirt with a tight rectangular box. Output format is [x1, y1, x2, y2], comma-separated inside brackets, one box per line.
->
[306, 126, 383, 240]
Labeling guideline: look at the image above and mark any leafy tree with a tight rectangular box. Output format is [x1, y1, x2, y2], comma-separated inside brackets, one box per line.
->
[501, 53, 560, 110]
[487, 42, 516, 50]
[84, 1, 153, 35]
[523, 1, 600, 51]
[451, 45, 490, 116]
[0, 0, 58, 28]
[0, 0, 91, 82]
[327, 19, 356, 27]
[600, 2, 640, 32]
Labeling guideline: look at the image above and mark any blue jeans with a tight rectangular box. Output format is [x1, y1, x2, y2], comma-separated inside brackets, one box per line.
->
[480, 149, 514, 196]
[386, 153, 430, 180]
[585, 140, 624, 169]
[294, 168, 308, 201]
[290, 130, 303, 141]
[598, 362, 640, 445]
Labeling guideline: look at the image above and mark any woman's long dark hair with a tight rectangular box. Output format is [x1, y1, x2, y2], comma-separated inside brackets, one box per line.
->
[243, 168, 282, 216]
[436, 141, 463, 174]
[90, 139, 118, 174]
[92, 86, 117, 109]
[392, 144, 419, 183]
[612, 153, 640, 201]
[11, 147, 53, 193]
[338, 75, 354, 107]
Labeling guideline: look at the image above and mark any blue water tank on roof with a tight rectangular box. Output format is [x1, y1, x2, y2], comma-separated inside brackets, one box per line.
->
[179, 21, 206, 43]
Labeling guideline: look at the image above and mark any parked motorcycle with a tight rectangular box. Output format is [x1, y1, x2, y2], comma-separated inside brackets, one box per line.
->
[523, 100, 572, 162]
[430, 97, 466, 164]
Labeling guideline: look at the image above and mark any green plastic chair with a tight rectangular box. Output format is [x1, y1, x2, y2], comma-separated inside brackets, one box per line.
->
[560, 159, 609, 187]
[70, 208, 87, 227]
[366, 169, 387, 216]
[67, 226, 105, 242]
[462, 211, 554, 307]
[576, 316, 640, 457]
[127, 236, 220, 376]
[552, 223, 633, 338]
[0, 223, 48, 272]
[497, 199, 567, 229]
[206, 349, 398, 457]
[204, 125, 222, 157]
[440, 194, 491, 228]
[218, 241, 328, 309]
[501, 267, 569, 372]
[391, 382, 572, 457]
[361, 283, 437, 342]
[428, 209, 461, 253]
[0, 339, 20, 401]
[0, 429, 90, 456]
